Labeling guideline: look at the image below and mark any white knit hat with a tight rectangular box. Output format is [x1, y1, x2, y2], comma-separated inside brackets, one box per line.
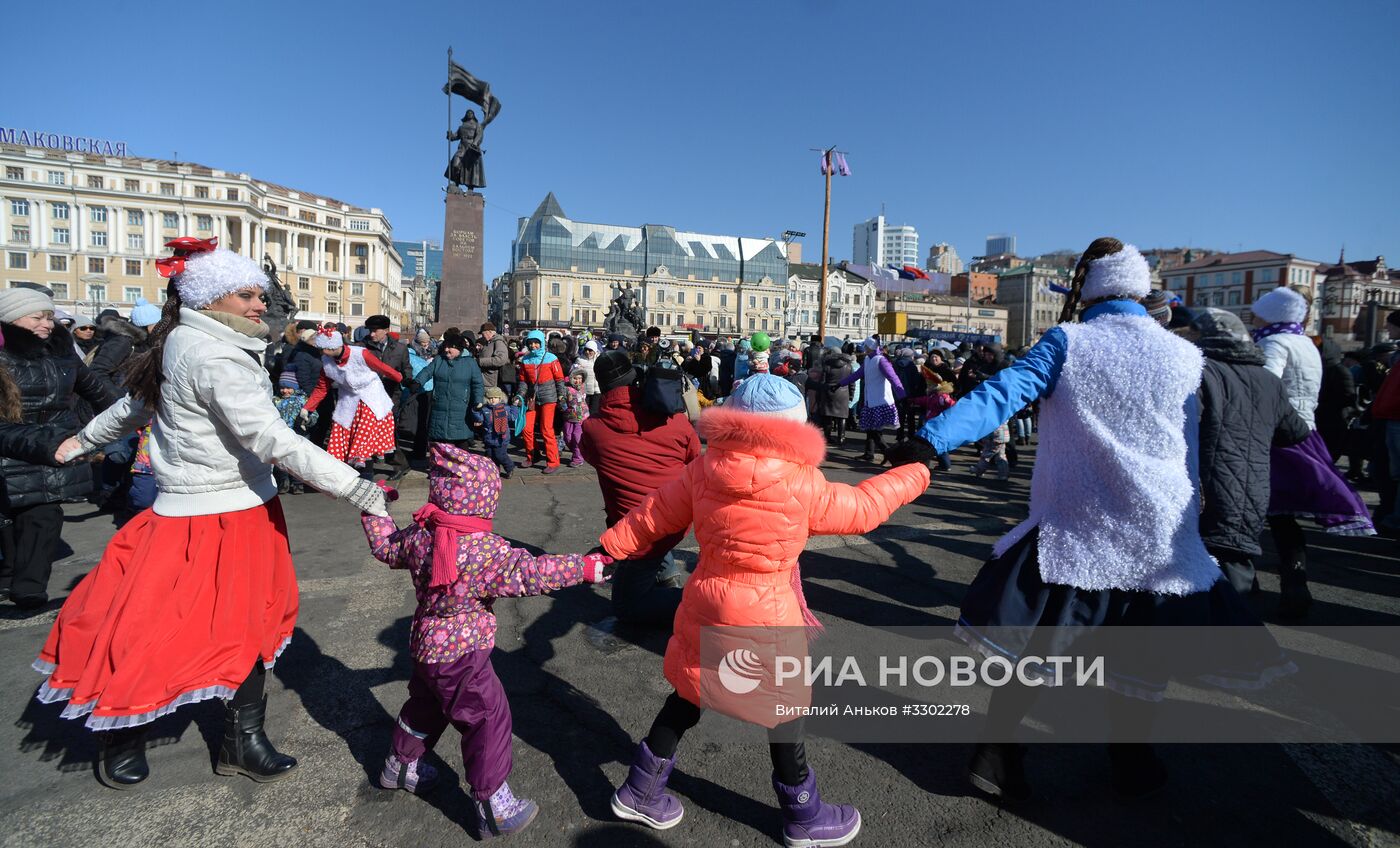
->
[1251, 286, 1308, 325]
[0, 287, 56, 324]
[1082, 244, 1151, 303]
[174, 249, 269, 309]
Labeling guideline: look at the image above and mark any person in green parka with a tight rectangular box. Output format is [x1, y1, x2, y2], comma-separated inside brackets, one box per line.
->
[413, 333, 484, 450]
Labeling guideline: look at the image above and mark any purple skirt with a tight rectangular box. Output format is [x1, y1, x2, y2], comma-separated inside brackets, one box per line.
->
[859, 403, 899, 432]
[1269, 430, 1374, 535]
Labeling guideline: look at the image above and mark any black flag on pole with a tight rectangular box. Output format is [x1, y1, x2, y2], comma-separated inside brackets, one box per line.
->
[443, 60, 501, 126]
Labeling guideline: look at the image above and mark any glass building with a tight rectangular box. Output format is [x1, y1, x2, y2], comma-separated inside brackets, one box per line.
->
[393, 239, 442, 281]
[512, 193, 787, 285]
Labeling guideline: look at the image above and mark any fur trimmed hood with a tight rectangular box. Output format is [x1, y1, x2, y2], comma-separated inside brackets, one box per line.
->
[698, 406, 826, 467]
[0, 321, 73, 360]
[97, 315, 149, 344]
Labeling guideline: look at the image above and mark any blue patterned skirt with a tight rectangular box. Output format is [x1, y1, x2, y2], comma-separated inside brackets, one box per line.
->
[858, 403, 899, 432]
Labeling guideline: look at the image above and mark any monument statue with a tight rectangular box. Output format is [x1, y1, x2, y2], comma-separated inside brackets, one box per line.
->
[445, 111, 486, 190]
[433, 48, 499, 334]
[443, 53, 501, 193]
[260, 253, 297, 329]
[604, 281, 644, 339]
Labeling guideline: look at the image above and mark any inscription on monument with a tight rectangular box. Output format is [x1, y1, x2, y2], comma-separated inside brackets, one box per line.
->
[448, 230, 478, 260]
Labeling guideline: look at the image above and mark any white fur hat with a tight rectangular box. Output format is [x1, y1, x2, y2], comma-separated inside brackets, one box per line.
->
[1082, 244, 1150, 303]
[1252, 286, 1308, 325]
[313, 326, 344, 349]
[174, 249, 269, 309]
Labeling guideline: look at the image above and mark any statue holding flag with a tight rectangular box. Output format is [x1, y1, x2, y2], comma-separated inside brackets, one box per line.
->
[443, 51, 501, 191]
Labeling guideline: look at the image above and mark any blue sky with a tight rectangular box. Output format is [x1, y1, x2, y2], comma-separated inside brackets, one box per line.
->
[6, 0, 1396, 277]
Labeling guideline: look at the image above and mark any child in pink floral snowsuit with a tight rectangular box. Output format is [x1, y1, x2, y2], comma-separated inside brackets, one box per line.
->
[360, 443, 611, 839]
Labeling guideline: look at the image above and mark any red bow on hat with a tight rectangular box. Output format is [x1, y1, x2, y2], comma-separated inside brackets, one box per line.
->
[317, 323, 338, 337]
[155, 236, 219, 278]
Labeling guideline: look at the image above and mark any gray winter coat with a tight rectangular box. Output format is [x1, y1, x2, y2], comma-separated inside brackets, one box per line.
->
[1196, 325, 1310, 557]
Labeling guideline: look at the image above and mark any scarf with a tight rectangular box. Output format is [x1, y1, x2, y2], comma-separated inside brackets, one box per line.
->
[1251, 321, 1303, 342]
[197, 309, 271, 340]
[412, 502, 493, 587]
[520, 346, 556, 366]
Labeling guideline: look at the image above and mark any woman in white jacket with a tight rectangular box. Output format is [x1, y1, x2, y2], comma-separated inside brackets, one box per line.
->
[1251, 286, 1373, 619]
[39, 238, 387, 791]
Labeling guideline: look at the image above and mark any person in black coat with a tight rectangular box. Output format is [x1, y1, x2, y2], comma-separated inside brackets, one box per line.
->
[0, 301, 118, 609]
[1188, 308, 1311, 593]
[1315, 339, 1357, 465]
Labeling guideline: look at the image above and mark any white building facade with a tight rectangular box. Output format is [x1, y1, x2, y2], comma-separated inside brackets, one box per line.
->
[1, 140, 403, 328]
[926, 242, 964, 275]
[786, 263, 877, 340]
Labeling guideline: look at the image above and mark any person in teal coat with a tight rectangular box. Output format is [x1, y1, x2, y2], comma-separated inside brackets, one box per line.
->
[414, 333, 484, 448]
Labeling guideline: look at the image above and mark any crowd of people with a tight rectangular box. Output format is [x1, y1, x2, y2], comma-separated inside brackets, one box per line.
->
[0, 233, 1394, 845]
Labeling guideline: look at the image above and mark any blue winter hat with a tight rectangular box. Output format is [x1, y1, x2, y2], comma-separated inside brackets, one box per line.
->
[727, 373, 806, 422]
[129, 297, 161, 328]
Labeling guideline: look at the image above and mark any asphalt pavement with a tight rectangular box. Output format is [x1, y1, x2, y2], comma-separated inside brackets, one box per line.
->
[1, 441, 1397, 848]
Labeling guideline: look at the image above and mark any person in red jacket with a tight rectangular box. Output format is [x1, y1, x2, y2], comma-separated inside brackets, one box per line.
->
[516, 330, 567, 473]
[580, 350, 699, 626]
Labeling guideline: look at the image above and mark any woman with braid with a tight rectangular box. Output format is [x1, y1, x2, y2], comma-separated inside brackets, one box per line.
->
[890, 237, 1293, 802]
[40, 238, 387, 790]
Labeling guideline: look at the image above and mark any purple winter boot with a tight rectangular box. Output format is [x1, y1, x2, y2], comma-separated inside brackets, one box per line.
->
[474, 781, 538, 838]
[610, 740, 685, 830]
[378, 753, 439, 795]
[772, 767, 861, 848]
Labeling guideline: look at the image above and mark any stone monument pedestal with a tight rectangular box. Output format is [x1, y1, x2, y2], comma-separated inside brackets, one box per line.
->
[433, 190, 487, 335]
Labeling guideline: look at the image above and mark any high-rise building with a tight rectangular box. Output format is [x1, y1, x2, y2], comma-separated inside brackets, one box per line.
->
[1, 139, 403, 328]
[985, 233, 1016, 258]
[853, 216, 884, 267]
[853, 215, 918, 269]
[503, 193, 788, 335]
[394, 239, 442, 282]
[884, 223, 919, 269]
[926, 242, 964, 275]
[393, 239, 443, 330]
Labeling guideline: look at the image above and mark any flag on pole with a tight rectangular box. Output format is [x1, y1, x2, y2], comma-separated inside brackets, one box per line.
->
[820, 150, 851, 176]
[444, 60, 501, 126]
[901, 265, 930, 280]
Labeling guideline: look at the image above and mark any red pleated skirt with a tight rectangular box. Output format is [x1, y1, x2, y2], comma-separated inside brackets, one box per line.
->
[33, 498, 298, 731]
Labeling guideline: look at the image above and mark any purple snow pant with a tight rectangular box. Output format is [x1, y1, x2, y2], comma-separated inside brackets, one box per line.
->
[563, 421, 584, 464]
[390, 648, 512, 801]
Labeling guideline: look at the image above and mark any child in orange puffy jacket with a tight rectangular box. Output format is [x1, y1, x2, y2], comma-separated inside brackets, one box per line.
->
[603, 374, 929, 848]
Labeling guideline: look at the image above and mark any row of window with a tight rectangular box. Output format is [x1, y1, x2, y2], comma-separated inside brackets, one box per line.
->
[7, 253, 146, 275]
[3, 179, 371, 232]
[4, 166, 242, 201]
[9, 200, 207, 232]
[7, 279, 155, 302]
[292, 276, 365, 297]
[294, 299, 366, 318]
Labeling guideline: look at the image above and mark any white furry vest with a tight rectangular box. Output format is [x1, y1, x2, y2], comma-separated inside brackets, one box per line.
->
[321, 346, 394, 428]
[993, 314, 1221, 595]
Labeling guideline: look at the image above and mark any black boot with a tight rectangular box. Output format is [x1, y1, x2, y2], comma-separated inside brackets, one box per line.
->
[835, 420, 845, 447]
[1277, 557, 1312, 620]
[215, 697, 298, 782]
[97, 727, 149, 790]
[969, 743, 1031, 802]
[1108, 743, 1168, 800]
[859, 433, 876, 463]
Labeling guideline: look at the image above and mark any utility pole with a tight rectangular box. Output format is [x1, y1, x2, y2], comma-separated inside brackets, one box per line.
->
[818, 147, 833, 341]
